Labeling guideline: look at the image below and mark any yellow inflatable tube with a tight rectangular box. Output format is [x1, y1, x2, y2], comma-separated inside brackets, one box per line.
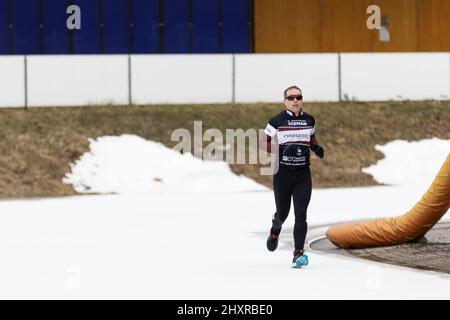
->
[326, 153, 450, 249]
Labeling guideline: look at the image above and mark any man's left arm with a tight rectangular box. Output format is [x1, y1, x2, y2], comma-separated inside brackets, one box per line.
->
[310, 129, 324, 159]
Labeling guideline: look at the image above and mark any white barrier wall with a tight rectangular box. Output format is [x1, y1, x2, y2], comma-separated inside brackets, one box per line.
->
[341, 53, 450, 101]
[27, 55, 129, 107]
[0, 56, 25, 107]
[235, 54, 340, 103]
[1, 53, 449, 108]
[131, 54, 233, 104]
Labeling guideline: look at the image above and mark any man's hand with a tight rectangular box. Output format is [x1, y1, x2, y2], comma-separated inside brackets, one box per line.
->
[311, 144, 324, 159]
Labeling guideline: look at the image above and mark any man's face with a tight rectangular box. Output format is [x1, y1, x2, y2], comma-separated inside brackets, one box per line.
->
[283, 88, 303, 114]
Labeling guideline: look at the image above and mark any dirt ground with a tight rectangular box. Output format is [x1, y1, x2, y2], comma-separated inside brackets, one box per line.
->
[310, 222, 450, 274]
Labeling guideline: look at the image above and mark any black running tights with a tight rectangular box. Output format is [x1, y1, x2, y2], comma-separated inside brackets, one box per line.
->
[271, 166, 312, 251]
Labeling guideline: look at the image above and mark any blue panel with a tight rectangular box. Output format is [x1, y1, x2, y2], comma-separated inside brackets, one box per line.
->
[72, 0, 100, 53]
[192, 0, 219, 53]
[42, 0, 69, 54]
[1, 0, 251, 55]
[164, 0, 189, 53]
[222, 0, 250, 53]
[12, 0, 40, 54]
[133, 0, 159, 53]
[0, 0, 7, 54]
[103, 0, 129, 53]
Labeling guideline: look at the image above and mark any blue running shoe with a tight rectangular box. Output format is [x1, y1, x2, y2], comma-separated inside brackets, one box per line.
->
[292, 249, 308, 268]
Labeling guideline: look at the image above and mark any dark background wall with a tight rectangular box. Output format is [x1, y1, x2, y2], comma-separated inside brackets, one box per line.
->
[0, 0, 253, 54]
[2, 0, 449, 55]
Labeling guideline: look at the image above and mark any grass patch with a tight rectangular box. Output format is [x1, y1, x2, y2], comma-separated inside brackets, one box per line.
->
[0, 101, 449, 199]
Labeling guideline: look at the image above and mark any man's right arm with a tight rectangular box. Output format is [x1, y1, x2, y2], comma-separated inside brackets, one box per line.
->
[259, 134, 273, 153]
[260, 121, 277, 154]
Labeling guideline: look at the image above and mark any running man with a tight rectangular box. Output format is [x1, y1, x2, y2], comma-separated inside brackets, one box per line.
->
[261, 85, 324, 268]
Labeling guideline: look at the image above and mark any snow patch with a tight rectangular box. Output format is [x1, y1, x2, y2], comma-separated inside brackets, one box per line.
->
[63, 134, 268, 194]
[362, 138, 450, 186]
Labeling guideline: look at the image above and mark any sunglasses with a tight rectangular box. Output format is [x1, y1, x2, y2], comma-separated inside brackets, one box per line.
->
[285, 95, 303, 101]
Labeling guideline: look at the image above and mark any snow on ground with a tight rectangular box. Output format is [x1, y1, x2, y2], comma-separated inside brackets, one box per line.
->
[362, 138, 450, 186]
[0, 136, 449, 299]
[63, 134, 267, 194]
